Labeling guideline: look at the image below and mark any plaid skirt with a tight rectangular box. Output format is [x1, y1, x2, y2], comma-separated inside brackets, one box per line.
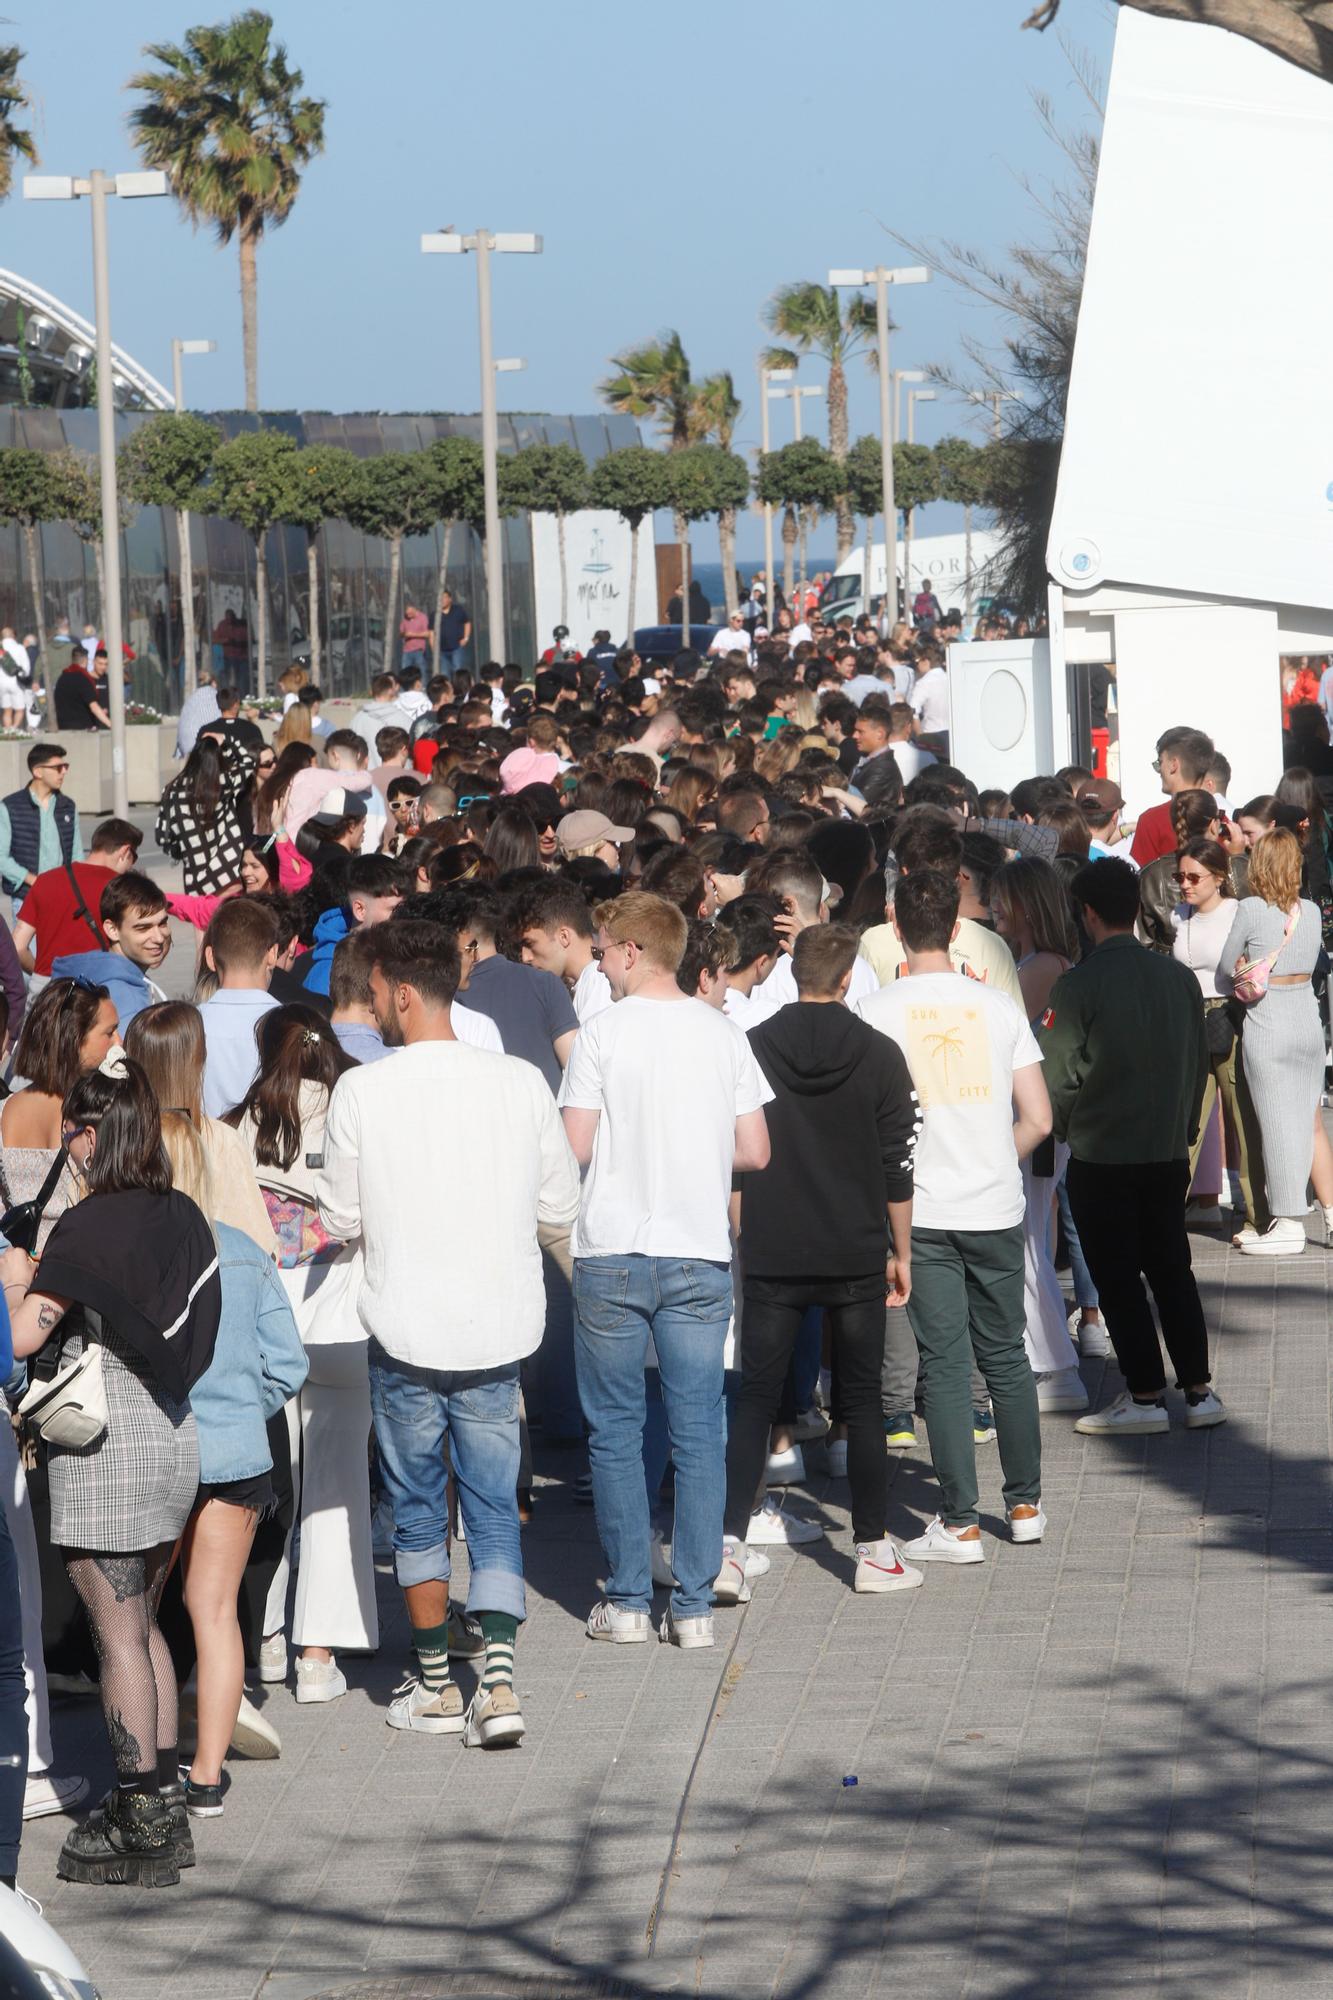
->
[48, 1330, 199, 1552]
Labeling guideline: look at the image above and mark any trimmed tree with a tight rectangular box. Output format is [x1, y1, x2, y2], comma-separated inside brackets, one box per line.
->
[0, 449, 58, 707]
[119, 411, 220, 696]
[46, 450, 137, 661]
[343, 452, 446, 674]
[755, 438, 842, 607]
[586, 444, 668, 644]
[663, 445, 751, 647]
[843, 434, 887, 611]
[207, 428, 301, 694]
[895, 442, 941, 614]
[279, 443, 357, 679]
[933, 436, 993, 617]
[499, 443, 588, 630]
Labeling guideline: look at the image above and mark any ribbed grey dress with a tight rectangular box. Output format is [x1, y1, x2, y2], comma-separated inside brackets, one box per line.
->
[1221, 897, 1324, 1216]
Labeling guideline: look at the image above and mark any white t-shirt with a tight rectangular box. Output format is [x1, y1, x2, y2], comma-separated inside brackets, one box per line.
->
[451, 1003, 502, 1051]
[908, 666, 950, 734]
[888, 738, 937, 784]
[709, 628, 753, 660]
[572, 958, 613, 1026]
[559, 995, 773, 1261]
[746, 947, 878, 1026]
[855, 971, 1041, 1230]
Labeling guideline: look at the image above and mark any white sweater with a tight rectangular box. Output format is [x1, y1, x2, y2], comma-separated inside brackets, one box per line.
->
[316, 1039, 580, 1370]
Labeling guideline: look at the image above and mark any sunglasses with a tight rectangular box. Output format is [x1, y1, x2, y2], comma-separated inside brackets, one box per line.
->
[591, 939, 638, 962]
[1173, 870, 1211, 886]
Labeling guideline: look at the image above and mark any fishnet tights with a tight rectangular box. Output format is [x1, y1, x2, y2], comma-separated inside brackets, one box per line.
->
[65, 1544, 177, 1783]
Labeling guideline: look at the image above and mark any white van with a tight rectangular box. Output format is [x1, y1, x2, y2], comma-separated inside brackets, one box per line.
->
[821, 529, 1004, 621]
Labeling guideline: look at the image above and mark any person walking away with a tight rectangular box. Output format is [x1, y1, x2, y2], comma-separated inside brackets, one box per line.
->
[198, 900, 281, 1117]
[3, 1052, 222, 1887]
[560, 891, 772, 1650]
[718, 924, 920, 1603]
[1220, 828, 1332, 1256]
[857, 869, 1051, 1559]
[155, 732, 254, 896]
[229, 1007, 378, 1705]
[52, 872, 172, 1034]
[0, 744, 82, 919]
[317, 922, 580, 1746]
[1039, 858, 1224, 1434]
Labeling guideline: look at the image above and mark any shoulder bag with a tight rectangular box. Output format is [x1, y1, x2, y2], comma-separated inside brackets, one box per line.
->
[0, 1148, 69, 1256]
[1233, 904, 1299, 1005]
[17, 1310, 106, 1450]
[61, 857, 104, 949]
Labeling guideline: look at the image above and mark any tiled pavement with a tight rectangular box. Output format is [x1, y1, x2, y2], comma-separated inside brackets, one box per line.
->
[19, 1213, 1333, 2000]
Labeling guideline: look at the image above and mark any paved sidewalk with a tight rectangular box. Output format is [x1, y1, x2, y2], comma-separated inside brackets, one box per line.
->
[19, 1219, 1333, 2000]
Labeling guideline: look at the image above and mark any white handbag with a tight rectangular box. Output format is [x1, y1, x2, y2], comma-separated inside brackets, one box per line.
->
[17, 1332, 107, 1450]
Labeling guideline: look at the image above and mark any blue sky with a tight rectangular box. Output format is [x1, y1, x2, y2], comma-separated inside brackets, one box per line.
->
[11, 0, 1116, 557]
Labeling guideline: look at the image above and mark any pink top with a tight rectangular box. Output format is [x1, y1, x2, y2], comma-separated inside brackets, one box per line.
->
[166, 848, 311, 931]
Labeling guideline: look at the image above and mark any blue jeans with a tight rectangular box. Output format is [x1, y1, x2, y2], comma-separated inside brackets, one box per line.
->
[440, 647, 468, 679]
[1057, 1171, 1099, 1310]
[0, 1501, 25, 1878]
[574, 1255, 732, 1619]
[367, 1340, 525, 1621]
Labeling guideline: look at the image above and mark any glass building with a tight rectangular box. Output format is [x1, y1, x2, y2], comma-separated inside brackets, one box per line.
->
[0, 401, 641, 713]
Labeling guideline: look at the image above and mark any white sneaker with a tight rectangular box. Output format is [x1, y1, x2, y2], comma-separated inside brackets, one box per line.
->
[1323, 1205, 1333, 1249]
[650, 1527, 677, 1590]
[586, 1600, 651, 1644]
[385, 1676, 464, 1735]
[229, 1690, 281, 1758]
[1069, 1309, 1111, 1359]
[258, 1633, 288, 1684]
[902, 1516, 985, 1565]
[746, 1494, 824, 1546]
[712, 1540, 751, 1606]
[1183, 1389, 1227, 1429]
[1074, 1390, 1169, 1436]
[765, 1443, 806, 1486]
[461, 1684, 525, 1749]
[1231, 1222, 1261, 1248]
[1035, 1365, 1089, 1413]
[1238, 1217, 1306, 1257]
[742, 1545, 771, 1580]
[825, 1439, 848, 1479]
[22, 1771, 89, 1819]
[1007, 1503, 1047, 1544]
[659, 1606, 714, 1648]
[294, 1656, 347, 1704]
[793, 1406, 829, 1443]
[853, 1539, 924, 1594]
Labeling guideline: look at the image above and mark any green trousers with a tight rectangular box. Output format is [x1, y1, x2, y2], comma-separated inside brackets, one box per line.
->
[904, 1223, 1041, 1528]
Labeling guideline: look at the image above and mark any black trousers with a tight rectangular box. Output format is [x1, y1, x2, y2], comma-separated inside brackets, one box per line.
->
[727, 1272, 887, 1547]
[1065, 1158, 1210, 1397]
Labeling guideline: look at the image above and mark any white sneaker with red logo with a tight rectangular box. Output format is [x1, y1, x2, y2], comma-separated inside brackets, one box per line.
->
[853, 1539, 924, 1594]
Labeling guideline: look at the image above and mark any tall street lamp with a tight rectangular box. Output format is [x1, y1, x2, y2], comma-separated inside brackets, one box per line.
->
[907, 387, 936, 445]
[905, 388, 937, 614]
[968, 387, 1020, 440]
[171, 337, 215, 700]
[768, 381, 823, 598]
[758, 361, 792, 618]
[893, 367, 926, 446]
[25, 168, 170, 817]
[422, 228, 542, 662]
[828, 264, 928, 629]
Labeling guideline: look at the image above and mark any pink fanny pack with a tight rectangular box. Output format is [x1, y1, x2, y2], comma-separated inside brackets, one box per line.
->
[1232, 904, 1297, 1004]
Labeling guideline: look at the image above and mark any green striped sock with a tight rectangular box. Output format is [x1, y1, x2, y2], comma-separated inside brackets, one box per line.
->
[412, 1620, 451, 1694]
[479, 1612, 518, 1693]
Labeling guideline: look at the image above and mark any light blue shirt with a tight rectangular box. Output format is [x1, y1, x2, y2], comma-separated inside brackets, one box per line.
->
[200, 988, 280, 1119]
[0, 788, 84, 897]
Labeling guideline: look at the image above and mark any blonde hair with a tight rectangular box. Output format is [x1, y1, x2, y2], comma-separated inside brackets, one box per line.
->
[273, 704, 313, 753]
[278, 665, 309, 696]
[593, 890, 688, 973]
[123, 1002, 214, 1213]
[990, 857, 1076, 961]
[1248, 826, 1302, 911]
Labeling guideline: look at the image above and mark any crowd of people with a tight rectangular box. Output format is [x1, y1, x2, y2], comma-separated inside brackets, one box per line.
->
[1, 601, 1327, 1904]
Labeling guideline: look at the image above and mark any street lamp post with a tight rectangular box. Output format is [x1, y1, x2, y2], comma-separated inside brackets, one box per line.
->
[170, 337, 216, 700]
[768, 383, 823, 600]
[892, 368, 926, 448]
[25, 169, 169, 818]
[904, 388, 937, 614]
[968, 387, 1020, 440]
[421, 229, 542, 663]
[906, 387, 936, 445]
[758, 361, 792, 621]
[828, 264, 928, 629]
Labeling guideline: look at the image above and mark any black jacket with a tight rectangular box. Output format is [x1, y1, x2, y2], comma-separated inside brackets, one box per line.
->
[742, 1002, 918, 1279]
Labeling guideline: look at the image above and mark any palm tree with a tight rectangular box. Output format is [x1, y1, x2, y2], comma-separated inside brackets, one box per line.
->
[690, 372, 743, 616]
[600, 331, 696, 619]
[129, 11, 326, 413]
[0, 45, 37, 199]
[763, 283, 877, 568]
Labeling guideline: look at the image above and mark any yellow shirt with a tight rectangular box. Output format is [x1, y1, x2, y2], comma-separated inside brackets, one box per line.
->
[859, 914, 1025, 1008]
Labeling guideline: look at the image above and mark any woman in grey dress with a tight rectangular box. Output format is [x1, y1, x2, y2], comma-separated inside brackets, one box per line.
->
[3, 1053, 221, 1887]
[1222, 828, 1333, 1258]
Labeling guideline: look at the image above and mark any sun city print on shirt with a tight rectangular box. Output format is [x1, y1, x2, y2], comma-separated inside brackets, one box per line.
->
[896, 997, 995, 1109]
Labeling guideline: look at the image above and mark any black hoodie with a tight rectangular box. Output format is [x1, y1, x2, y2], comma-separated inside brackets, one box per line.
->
[742, 1002, 919, 1279]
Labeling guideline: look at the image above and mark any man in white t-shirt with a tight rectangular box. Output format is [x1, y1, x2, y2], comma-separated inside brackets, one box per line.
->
[708, 614, 754, 663]
[856, 868, 1051, 1565]
[859, 808, 1025, 1007]
[886, 701, 938, 785]
[560, 890, 772, 1650]
[908, 645, 951, 754]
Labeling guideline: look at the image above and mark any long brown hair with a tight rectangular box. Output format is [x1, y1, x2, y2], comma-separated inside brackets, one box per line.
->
[124, 1002, 206, 1125]
[256, 741, 316, 834]
[224, 1004, 353, 1170]
[63, 1059, 171, 1196]
[178, 737, 224, 825]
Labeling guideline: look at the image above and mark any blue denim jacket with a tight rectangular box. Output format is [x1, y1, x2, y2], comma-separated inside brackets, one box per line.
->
[189, 1223, 308, 1484]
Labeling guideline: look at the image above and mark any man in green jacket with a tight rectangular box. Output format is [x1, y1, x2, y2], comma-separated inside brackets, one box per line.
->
[1039, 858, 1225, 1437]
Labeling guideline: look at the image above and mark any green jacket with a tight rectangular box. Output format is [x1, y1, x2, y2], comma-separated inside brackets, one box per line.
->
[1038, 932, 1208, 1164]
